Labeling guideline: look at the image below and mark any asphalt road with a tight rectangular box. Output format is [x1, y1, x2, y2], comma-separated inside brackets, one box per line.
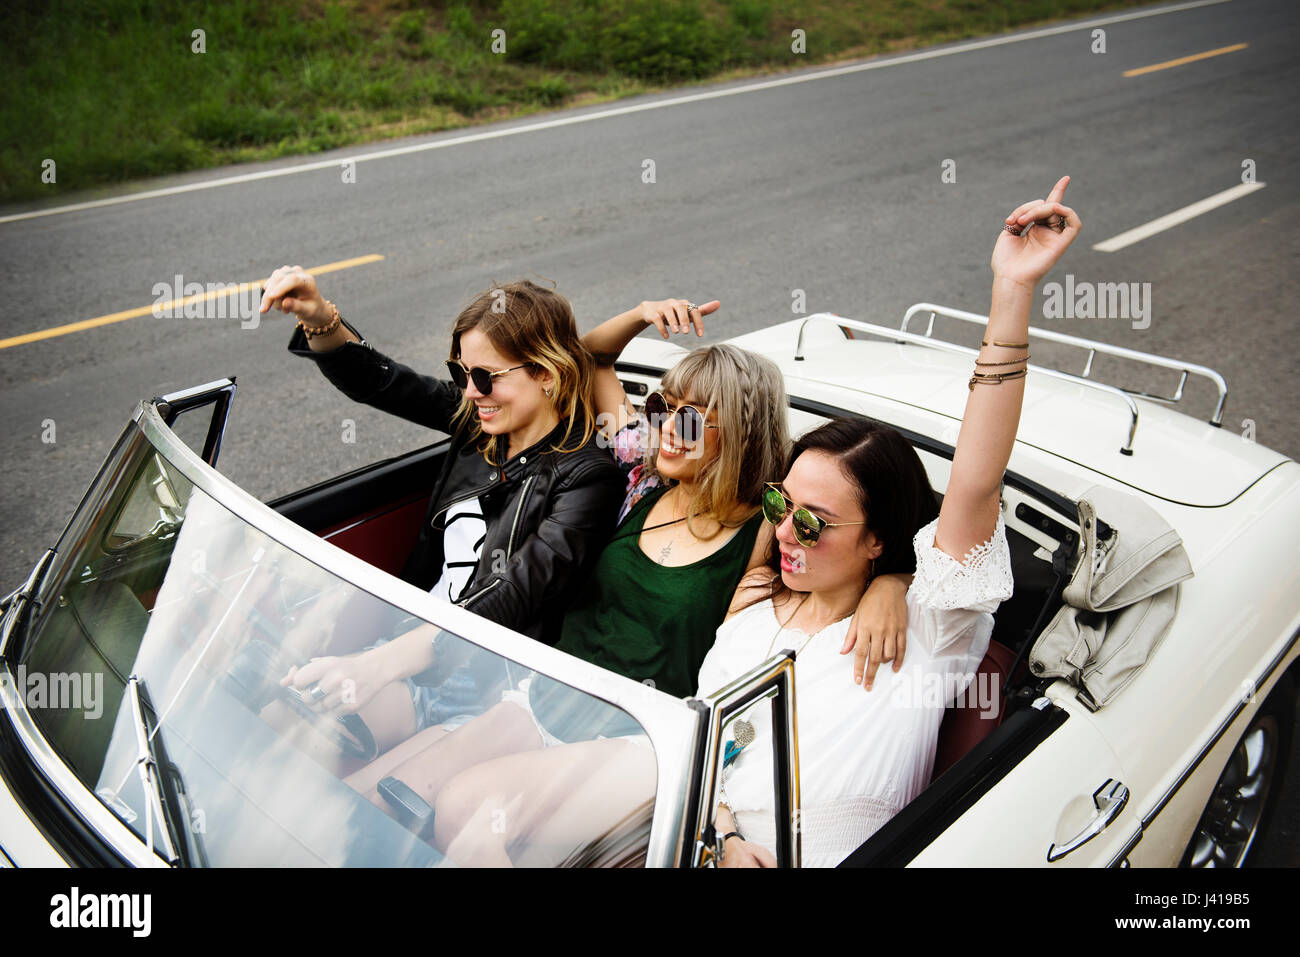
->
[1, 0, 1296, 865]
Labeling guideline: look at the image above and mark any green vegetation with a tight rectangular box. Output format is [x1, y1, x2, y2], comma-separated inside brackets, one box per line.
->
[0, 0, 1150, 203]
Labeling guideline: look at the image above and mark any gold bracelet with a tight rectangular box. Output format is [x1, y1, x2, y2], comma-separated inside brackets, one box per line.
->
[968, 369, 1028, 391]
[975, 354, 1030, 366]
[981, 339, 1029, 349]
[298, 300, 341, 339]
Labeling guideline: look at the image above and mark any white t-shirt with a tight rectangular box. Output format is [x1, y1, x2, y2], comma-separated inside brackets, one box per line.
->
[430, 497, 487, 603]
[697, 514, 1014, 867]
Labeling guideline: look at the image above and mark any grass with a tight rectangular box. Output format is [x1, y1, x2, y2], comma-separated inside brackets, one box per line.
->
[0, 0, 1154, 204]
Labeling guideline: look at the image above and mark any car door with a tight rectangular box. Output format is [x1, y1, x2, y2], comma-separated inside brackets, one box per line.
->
[843, 691, 1139, 867]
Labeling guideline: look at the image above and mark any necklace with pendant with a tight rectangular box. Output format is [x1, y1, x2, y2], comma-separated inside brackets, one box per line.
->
[725, 601, 832, 768]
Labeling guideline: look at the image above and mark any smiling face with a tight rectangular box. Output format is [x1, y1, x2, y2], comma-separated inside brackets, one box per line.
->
[775, 448, 882, 593]
[456, 327, 554, 441]
[651, 386, 721, 484]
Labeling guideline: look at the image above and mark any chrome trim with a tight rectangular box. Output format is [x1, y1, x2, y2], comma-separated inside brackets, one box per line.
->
[792, 312, 1143, 455]
[1139, 624, 1300, 831]
[156, 378, 235, 407]
[39, 423, 144, 613]
[1047, 778, 1129, 862]
[0, 661, 169, 868]
[900, 303, 1228, 425]
[689, 654, 801, 868]
[1107, 828, 1143, 868]
[127, 401, 703, 867]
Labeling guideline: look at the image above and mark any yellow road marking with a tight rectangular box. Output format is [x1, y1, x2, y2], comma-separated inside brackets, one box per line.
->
[0, 254, 385, 351]
[1123, 42, 1247, 77]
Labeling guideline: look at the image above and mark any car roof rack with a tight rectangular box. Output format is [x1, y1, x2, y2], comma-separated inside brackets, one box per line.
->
[792, 303, 1229, 456]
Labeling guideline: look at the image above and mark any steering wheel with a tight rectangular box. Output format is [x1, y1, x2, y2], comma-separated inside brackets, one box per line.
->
[224, 639, 378, 762]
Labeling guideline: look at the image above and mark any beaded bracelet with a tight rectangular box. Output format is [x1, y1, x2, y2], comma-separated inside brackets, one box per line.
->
[298, 300, 341, 339]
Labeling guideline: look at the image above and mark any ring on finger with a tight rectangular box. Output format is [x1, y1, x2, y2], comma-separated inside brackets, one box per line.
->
[309, 684, 327, 703]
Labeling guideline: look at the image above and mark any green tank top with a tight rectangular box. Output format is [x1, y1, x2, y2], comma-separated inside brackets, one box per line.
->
[552, 486, 763, 699]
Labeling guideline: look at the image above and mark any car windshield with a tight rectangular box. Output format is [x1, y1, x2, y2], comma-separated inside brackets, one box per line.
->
[13, 424, 660, 866]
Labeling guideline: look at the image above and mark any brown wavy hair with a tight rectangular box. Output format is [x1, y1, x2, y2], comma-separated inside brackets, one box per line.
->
[448, 279, 599, 462]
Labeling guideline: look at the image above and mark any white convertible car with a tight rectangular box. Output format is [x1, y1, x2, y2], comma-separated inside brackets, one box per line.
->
[1, 305, 1296, 867]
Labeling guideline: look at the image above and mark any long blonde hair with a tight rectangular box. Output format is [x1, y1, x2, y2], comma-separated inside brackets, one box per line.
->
[449, 279, 599, 463]
[646, 344, 789, 538]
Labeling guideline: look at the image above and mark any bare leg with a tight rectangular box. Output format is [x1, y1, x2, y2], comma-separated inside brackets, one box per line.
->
[433, 738, 657, 867]
[352, 701, 544, 817]
[343, 723, 454, 801]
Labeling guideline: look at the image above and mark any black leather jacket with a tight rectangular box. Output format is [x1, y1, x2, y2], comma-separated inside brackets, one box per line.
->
[289, 321, 626, 645]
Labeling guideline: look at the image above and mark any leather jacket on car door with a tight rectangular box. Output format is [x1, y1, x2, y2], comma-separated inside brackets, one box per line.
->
[289, 320, 626, 646]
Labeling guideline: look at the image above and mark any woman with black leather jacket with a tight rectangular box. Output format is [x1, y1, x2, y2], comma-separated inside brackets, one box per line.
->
[257, 267, 626, 750]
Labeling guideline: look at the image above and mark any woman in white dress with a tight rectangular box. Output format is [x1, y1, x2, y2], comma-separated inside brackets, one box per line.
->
[709, 176, 1081, 867]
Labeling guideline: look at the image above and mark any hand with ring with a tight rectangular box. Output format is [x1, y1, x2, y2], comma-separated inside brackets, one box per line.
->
[992, 175, 1082, 287]
[280, 651, 389, 715]
[635, 298, 721, 339]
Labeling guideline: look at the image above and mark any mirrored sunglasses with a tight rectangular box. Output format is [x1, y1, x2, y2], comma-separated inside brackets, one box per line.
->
[761, 483, 867, 547]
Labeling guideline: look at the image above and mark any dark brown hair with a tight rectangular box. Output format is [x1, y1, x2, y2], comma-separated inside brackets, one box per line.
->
[736, 416, 939, 611]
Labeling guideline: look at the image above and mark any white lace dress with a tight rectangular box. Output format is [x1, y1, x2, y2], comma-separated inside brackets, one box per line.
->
[696, 515, 1015, 867]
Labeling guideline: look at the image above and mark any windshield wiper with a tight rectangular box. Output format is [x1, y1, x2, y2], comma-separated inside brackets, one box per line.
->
[125, 675, 197, 867]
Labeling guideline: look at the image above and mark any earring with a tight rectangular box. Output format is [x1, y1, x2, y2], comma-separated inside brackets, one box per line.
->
[544, 386, 554, 398]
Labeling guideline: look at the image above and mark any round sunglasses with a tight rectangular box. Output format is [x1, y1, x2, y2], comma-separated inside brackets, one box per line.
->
[644, 391, 719, 445]
[446, 359, 533, 395]
[761, 483, 867, 547]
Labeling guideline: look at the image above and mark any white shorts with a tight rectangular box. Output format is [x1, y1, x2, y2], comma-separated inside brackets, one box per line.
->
[500, 678, 653, 752]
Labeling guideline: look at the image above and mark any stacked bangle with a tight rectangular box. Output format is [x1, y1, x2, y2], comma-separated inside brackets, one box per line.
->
[969, 346, 1030, 391]
[298, 300, 342, 339]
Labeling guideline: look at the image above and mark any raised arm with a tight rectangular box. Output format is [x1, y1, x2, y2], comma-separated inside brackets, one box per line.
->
[583, 298, 720, 438]
[935, 177, 1081, 561]
[261, 264, 462, 434]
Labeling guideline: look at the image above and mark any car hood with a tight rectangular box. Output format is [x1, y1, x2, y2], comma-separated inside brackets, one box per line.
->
[623, 317, 1289, 508]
